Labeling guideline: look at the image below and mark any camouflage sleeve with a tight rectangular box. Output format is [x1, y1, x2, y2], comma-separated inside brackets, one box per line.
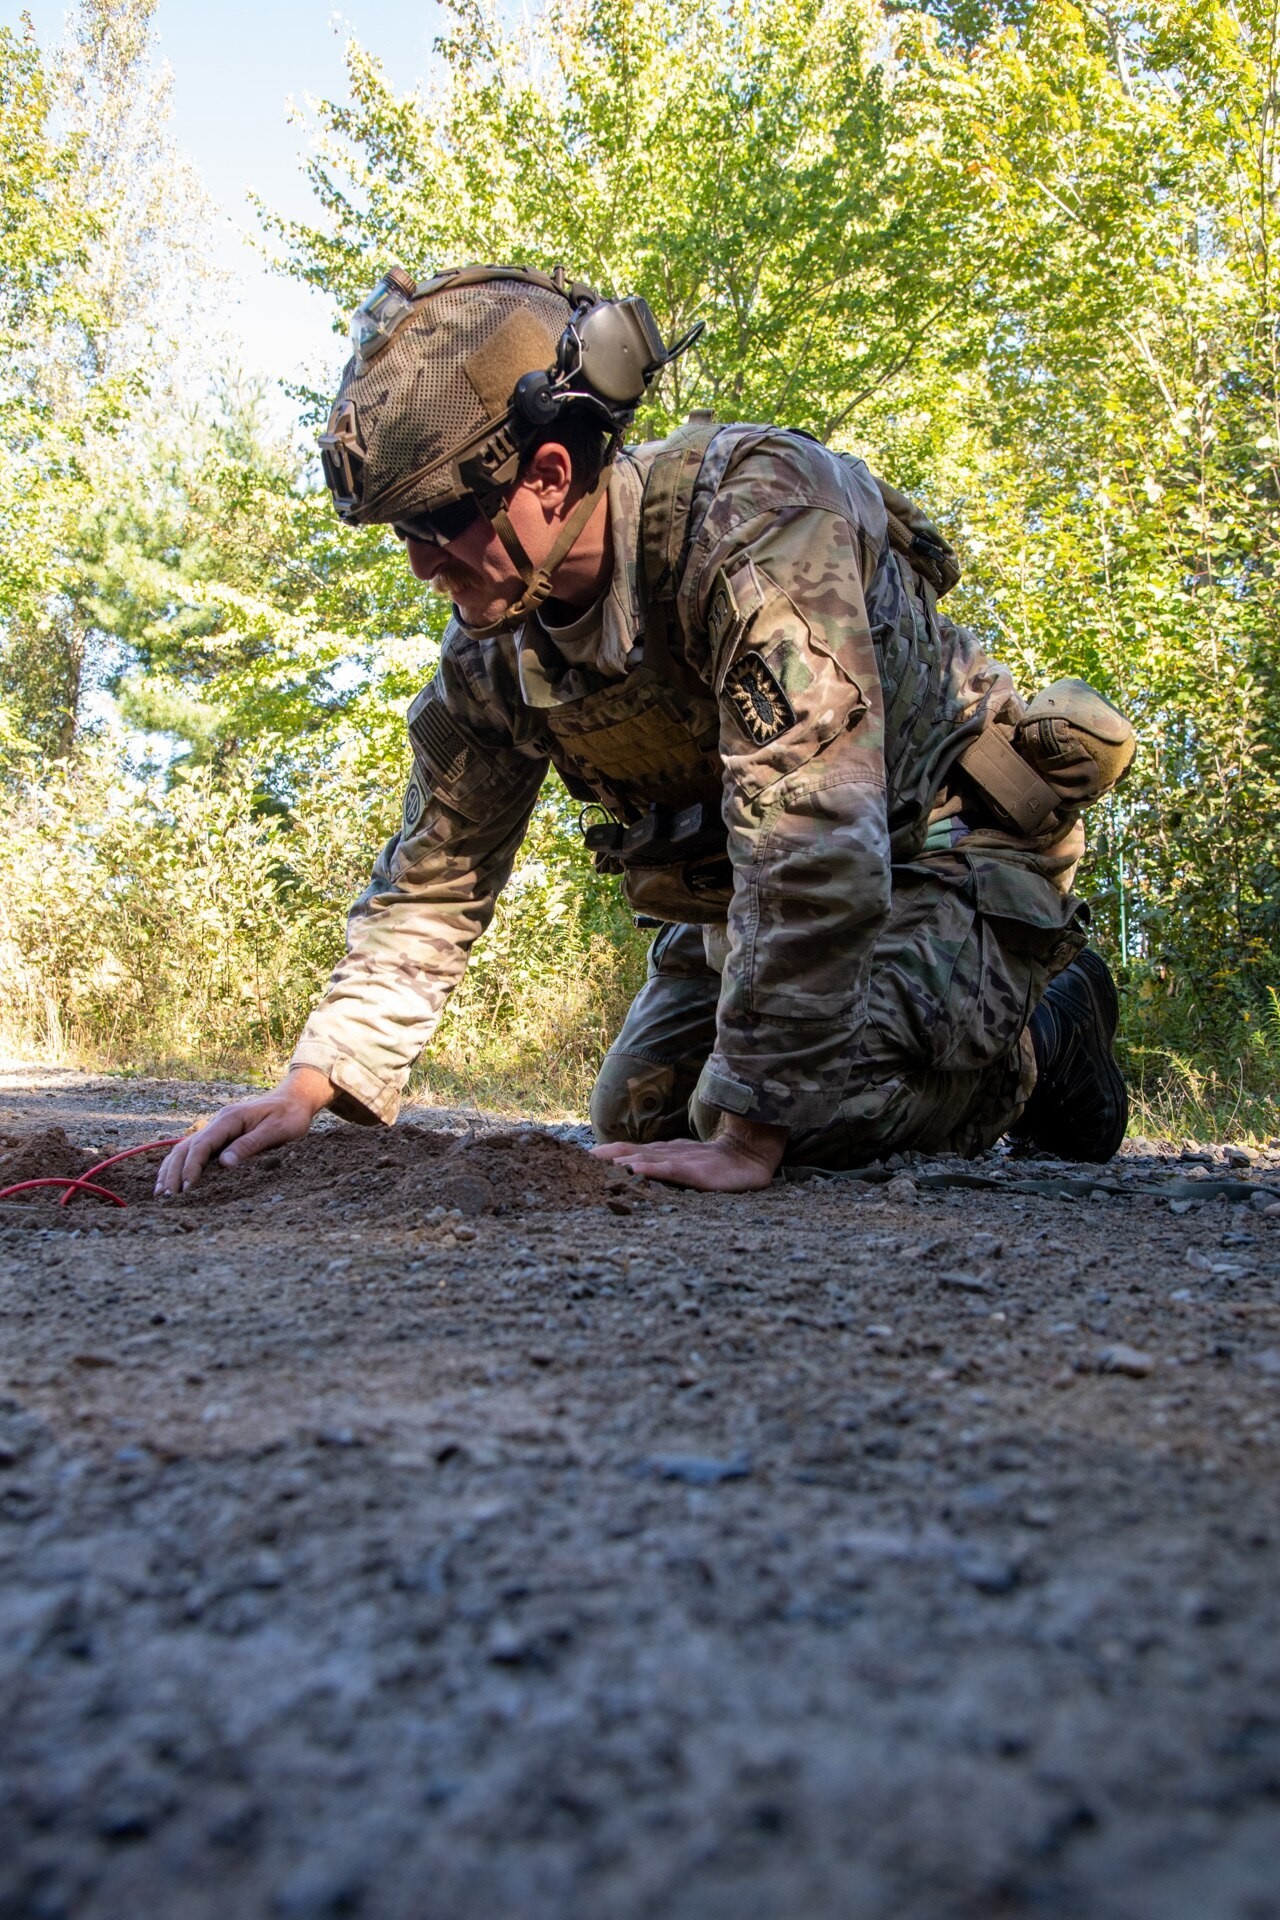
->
[290, 636, 547, 1125]
[683, 440, 892, 1133]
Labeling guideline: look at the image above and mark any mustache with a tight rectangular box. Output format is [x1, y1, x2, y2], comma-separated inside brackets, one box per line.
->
[426, 562, 479, 598]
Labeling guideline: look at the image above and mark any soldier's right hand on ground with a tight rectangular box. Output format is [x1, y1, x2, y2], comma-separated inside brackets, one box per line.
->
[154, 1066, 336, 1196]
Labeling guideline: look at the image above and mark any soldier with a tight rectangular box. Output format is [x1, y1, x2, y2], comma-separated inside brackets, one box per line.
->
[157, 265, 1134, 1198]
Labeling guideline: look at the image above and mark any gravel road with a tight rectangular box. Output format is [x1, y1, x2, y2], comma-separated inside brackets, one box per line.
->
[0, 1067, 1278, 1920]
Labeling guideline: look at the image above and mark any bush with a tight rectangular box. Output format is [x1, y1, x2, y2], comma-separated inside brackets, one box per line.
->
[0, 744, 647, 1116]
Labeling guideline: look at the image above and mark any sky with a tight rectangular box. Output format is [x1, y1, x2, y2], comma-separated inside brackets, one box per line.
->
[8, 0, 450, 393]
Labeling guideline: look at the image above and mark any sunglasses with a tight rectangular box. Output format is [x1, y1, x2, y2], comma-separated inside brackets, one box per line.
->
[391, 495, 483, 548]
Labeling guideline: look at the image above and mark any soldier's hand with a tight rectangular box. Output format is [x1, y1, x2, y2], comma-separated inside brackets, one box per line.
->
[592, 1115, 786, 1192]
[154, 1066, 336, 1196]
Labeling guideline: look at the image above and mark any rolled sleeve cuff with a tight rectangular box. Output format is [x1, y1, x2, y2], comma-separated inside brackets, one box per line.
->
[696, 1026, 853, 1133]
[288, 1043, 399, 1128]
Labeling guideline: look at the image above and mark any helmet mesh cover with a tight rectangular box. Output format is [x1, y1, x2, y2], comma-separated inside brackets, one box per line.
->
[331, 279, 572, 517]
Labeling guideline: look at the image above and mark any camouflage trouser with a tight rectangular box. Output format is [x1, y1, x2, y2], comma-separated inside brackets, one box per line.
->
[589, 851, 1087, 1167]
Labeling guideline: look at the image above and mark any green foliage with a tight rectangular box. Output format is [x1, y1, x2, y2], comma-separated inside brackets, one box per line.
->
[0, 745, 644, 1113]
[268, 0, 983, 441]
[0, 19, 107, 756]
[74, 376, 442, 783]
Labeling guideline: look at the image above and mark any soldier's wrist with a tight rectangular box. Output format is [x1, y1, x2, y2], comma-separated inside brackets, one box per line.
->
[714, 1112, 788, 1174]
[282, 1065, 338, 1114]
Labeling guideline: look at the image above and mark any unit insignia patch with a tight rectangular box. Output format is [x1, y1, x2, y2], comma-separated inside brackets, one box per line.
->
[403, 779, 425, 831]
[722, 651, 796, 746]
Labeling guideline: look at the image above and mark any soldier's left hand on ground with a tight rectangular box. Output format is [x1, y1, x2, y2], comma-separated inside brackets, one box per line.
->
[592, 1117, 786, 1191]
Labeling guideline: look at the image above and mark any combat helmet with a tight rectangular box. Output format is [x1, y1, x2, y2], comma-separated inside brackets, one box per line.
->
[320, 264, 701, 633]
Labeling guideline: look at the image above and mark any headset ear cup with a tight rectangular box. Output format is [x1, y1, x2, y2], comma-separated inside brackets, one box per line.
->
[514, 370, 559, 428]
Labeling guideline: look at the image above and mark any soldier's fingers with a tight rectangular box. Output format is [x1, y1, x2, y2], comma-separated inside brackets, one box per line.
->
[594, 1138, 773, 1193]
[155, 1105, 256, 1196]
[594, 1144, 681, 1179]
[154, 1128, 225, 1197]
[154, 1137, 194, 1196]
[219, 1108, 309, 1168]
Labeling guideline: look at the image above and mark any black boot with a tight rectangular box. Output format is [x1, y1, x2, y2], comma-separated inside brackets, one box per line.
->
[1011, 949, 1128, 1162]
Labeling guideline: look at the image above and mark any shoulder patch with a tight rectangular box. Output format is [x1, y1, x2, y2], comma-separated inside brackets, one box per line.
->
[722, 651, 796, 746]
[403, 779, 425, 832]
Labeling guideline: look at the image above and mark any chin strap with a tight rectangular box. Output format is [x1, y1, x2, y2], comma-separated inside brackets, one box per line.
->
[462, 462, 614, 638]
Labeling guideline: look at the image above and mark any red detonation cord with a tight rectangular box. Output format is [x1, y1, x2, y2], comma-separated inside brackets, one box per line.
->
[0, 1139, 184, 1210]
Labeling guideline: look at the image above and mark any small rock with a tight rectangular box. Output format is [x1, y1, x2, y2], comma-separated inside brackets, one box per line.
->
[487, 1621, 537, 1665]
[1168, 1199, 1200, 1216]
[250, 1551, 284, 1589]
[1251, 1349, 1280, 1378]
[272, 1864, 368, 1919]
[71, 1351, 116, 1369]
[956, 1550, 1021, 1594]
[1098, 1343, 1155, 1378]
[939, 1270, 991, 1294]
[1223, 1146, 1254, 1168]
[1020, 1503, 1057, 1529]
[648, 1451, 752, 1486]
[885, 1173, 918, 1202]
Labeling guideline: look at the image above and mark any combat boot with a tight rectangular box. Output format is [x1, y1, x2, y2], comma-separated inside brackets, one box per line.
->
[1011, 949, 1128, 1162]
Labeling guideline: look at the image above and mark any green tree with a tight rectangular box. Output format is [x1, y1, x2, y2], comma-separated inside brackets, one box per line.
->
[0, 0, 224, 765]
[268, 0, 988, 442]
[0, 18, 107, 760]
[74, 375, 442, 788]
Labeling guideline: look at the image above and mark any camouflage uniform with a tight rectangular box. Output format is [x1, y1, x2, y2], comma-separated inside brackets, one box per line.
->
[291, 424, 1086, 1162]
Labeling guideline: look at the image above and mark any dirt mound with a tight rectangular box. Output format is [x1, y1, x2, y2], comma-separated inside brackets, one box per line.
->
[0, 1123, 629, 1221]
[0, 1127, 93, 1189]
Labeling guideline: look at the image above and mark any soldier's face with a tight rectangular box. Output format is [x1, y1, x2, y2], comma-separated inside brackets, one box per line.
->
[403, 509, 523, 626]
[402, 444, 580, 627]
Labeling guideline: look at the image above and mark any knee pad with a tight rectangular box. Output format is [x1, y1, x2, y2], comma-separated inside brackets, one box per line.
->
[589, 1052, 687, 1144]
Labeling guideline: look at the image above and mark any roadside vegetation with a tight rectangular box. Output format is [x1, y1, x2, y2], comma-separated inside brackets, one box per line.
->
[3, 0, 1279, 1138]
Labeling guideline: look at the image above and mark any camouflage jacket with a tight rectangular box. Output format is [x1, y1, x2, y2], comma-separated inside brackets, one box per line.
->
[292, 424, 1034, 1132]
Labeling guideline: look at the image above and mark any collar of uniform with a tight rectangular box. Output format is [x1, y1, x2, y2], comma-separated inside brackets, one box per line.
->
[513, 454, 645, 710]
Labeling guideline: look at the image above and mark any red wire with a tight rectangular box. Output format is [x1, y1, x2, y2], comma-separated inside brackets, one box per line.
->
[0, 1176, 128, 1207]
[58, 1138, 183, 1207]
[0, 1138, 183, 1211]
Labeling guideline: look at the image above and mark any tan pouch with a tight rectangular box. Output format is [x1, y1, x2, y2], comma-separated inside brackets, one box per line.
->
[957, 678, 1135, 841]
[1012, 678, 1136, 807]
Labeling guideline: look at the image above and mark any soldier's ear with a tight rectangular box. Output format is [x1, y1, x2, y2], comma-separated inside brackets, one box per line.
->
[518, 440, 575, 511]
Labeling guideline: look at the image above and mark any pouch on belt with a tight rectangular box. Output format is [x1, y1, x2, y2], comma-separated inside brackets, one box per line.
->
[956, 678, 1135, 842]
